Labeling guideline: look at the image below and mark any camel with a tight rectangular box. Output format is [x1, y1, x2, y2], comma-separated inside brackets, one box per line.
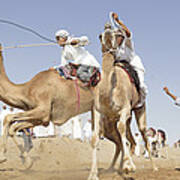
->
[88, 28, 156, 180]
[0, 44, 96, 167]
[0, 42, 137, 170]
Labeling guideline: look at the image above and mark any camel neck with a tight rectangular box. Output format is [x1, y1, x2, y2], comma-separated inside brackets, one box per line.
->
[102, 52, 114, 75]
[0, 51, 26, 109]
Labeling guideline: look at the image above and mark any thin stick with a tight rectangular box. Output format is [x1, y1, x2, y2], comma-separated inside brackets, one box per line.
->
[2, 42, 57, 50]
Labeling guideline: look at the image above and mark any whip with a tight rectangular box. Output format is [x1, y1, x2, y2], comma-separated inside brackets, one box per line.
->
[1, 42, 57, 50]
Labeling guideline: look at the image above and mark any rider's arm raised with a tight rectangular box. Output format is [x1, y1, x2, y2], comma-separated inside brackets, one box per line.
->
[112, 13, 131, 38]
[70, 36, 89, 46]
[163, 87, 177, 101]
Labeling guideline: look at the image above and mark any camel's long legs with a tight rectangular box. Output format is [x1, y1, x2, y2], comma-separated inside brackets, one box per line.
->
[117, 107, 136, 173]
[134, 104, 157, 171]
[0, 105, 50, 165]
[88, 108, 101, 180]
[126, 117, 136, 155]
[104, 121, 122, 170]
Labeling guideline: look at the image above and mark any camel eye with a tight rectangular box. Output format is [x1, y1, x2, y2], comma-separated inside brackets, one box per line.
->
[99, 34, 102, 41]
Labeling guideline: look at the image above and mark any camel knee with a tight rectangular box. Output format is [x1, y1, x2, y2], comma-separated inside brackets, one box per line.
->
[8, 125, 16, 137]
[3, 115, 13, 126]
[117, 121, 126, 136]
[91, 133, 99, 148]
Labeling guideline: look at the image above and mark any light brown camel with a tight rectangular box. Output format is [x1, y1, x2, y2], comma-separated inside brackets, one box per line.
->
[0, 43, 136, 170]
[0, 44, 95, 167]
[88, 28, 156, 180]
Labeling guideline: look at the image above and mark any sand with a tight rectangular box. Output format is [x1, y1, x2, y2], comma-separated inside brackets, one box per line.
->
[0, 136, 179, 180]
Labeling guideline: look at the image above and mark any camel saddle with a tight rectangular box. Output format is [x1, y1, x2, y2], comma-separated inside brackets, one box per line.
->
[56, 63, 101, 87]
[114, 60, 140, 93]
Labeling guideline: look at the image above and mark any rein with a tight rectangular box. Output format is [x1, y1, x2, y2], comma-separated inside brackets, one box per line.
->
[74, 79, 80, 113]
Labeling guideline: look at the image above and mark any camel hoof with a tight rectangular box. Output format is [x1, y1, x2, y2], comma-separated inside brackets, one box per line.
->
[20, 155, 33, 170]
[122, 166, 136, 174]
[0, 152, 7, 163]
[153, 167, 158, 171]
[87, 173, 99, 180]
[0, 156, 7, 163]
[24, 156, 33, 169]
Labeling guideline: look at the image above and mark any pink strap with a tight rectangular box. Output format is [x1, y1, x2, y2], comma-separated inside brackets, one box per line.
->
[74, 79, 80, 112]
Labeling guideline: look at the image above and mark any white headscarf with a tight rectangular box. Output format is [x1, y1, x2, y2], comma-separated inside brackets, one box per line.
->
[55, 29, 69, 38]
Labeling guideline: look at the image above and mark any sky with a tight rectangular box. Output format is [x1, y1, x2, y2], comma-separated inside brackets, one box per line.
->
[0, 0, 179, 144]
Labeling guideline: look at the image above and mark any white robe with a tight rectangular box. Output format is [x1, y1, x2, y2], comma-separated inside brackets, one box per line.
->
[72, 116, 82, 140]
[83, 121, 92, 141]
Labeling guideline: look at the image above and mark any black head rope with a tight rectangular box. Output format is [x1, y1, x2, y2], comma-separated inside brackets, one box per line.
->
[0, 19, 56, 43]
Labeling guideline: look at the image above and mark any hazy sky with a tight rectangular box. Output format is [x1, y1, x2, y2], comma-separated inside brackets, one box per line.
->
[0, 0, 180, 144]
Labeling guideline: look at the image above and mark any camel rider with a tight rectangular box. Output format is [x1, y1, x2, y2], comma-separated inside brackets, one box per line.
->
[110, 12, 147, 107]
[54, 29, 100, 83]
[163, 87, 180, 106]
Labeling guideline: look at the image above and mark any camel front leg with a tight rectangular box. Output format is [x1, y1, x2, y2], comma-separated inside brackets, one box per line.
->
[0, 114, 13, 163]
[126, 117, 136, 155]
[88, 108, 101, 180]
[134, 104, 158, 171]
[117, 108, 136, 174]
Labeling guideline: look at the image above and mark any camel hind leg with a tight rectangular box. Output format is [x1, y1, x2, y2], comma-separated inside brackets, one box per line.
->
[103, 120, 122, 171]
[134, 104, 158, 171]
[0, 105, 51, 168]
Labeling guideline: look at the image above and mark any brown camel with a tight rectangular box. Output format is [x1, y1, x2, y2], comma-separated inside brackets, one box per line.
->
[0, 43, 136, 171]
[0, 44, 95, 167]
[88, 28, 156, 180]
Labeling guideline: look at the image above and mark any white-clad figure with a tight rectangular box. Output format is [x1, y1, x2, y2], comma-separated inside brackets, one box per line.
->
[134, 133, 141, 157]
[72, 116, 82, 141]
[51, 29, 100, 85]
[60, 119, 73, 138]
[109, 12, 147, 107]
[83, 119, 92, 142]
[54, 29, 100, 68]
[47, 121, 55, 137]
[0, 105, 10, 136]
[33, 125, 48, 137]
[144, 128, 158, 158]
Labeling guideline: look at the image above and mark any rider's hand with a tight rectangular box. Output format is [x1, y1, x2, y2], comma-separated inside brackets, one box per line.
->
[163, 86, 169, 93]
[112, 13, 119, 20]
[49, 67, 54, 70]
[70, 40, 79, 46]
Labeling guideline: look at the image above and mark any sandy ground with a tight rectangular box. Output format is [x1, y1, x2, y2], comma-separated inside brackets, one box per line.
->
[0, 136, 179, 180]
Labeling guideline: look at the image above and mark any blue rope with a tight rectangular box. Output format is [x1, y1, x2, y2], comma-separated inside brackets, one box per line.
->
[0, 19, 56, 43]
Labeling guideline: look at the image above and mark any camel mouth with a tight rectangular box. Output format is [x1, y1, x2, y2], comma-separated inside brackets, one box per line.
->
[100, 28, 123, 53]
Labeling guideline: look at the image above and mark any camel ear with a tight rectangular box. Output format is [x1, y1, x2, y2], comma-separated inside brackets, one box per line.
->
[99, 34, 102, 42]
[0, 44, 2, 52]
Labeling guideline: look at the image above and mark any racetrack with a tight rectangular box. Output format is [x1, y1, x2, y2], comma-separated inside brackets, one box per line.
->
[0, 137, 179, 180]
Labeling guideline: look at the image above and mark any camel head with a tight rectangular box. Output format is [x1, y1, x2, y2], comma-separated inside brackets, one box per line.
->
[99, 23, 125, 54]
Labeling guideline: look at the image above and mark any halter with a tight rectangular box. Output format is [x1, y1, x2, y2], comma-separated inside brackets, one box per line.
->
[101, 30, 125, 57]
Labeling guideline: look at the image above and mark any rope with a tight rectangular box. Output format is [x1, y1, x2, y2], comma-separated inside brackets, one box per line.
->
[74, 79, 80, 113]
[0, 19, 56, 43]
[2, 42, 57, 50]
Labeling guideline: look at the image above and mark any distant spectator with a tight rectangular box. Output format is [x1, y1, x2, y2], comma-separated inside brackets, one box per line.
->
[83, 119, 92, 142]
